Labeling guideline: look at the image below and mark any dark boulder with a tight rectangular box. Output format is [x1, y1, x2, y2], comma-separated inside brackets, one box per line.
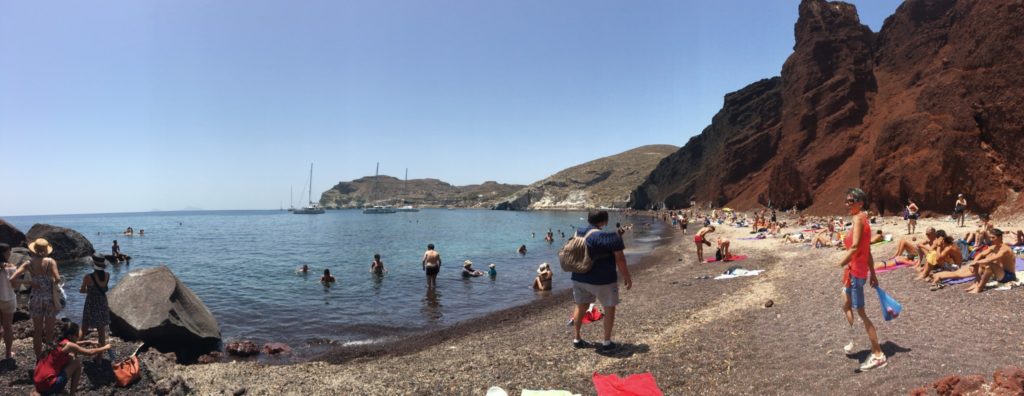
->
[226, 341, 259, 357]
[262, 342, 291, 355]
[0, 219, 26, 248]
[25, 223, 95, 263]
[109, 266, 221, 362]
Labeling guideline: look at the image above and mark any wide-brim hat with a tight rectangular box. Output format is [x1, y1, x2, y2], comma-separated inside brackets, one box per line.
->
[488, 263, 496, 268]
[537, 262, 550, 273]
[91, 253, 108, 268]
[463, 260, 473, 267]
[28, 238, 53, 257]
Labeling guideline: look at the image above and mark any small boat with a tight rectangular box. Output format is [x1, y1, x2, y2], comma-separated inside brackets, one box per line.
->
[396, 205, 420, 212]
[363, 205, 397, 214]
[294, 163, 325, 215]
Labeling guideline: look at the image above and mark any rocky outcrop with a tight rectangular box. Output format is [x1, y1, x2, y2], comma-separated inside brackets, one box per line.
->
[109, 266, 221, 362]
[0, 219, 26, 248]
[319, 177, 523, 209]
[921, 367, 1024, 396]
[632, 0, 1024, 215]
[496, 145, 678, 210]
[25, 223, 95, 263]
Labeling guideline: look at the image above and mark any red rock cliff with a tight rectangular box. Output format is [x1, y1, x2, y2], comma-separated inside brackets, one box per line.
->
[632, 0, 1024, 215]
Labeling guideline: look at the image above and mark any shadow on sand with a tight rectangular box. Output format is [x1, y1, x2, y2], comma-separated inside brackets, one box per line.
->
[847, 341, 912, 372]
[596, 342, 651, 358]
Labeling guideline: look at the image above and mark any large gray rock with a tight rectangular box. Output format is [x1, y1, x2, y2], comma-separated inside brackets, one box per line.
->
[0, 219, 26, 248]
[109, 266, 221, 361]
[25, 223, 95, 263]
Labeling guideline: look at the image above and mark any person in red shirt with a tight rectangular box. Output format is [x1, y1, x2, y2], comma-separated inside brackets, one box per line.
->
[32, 321, 111, 396]
[839, 188, 886, 371]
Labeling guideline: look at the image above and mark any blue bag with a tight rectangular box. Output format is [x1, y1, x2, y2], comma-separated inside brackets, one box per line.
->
[876, 287, 902, 321]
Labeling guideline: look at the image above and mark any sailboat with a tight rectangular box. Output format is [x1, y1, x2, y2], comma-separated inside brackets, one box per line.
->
[293, 163, 325, 214]
[395, 168, 420, 212]
[363, 162, 397, 214]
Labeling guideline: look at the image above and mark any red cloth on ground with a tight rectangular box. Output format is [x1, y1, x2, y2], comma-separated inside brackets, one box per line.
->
[593, 372, 664, 396]
[570, 304, 604, 324]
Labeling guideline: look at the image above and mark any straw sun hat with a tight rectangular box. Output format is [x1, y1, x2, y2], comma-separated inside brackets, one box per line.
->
[537, 262, 550, 273]
[28, 238, 53, 257]
[463, 260, 473, 267]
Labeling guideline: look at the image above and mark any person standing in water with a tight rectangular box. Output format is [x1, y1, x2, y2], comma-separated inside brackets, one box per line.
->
[370, 254, 385, 275]
[422, 244, 441, 289]
[839, 188, 886, 371]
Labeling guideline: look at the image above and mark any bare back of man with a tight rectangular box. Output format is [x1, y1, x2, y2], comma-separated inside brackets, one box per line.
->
[422, 248, 441, 289]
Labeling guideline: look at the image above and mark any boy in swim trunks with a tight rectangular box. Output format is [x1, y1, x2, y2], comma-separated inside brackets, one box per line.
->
[694, 226, 715, 263]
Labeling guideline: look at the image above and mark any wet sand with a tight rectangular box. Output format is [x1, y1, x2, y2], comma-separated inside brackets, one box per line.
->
[164, 216, 1024, 394]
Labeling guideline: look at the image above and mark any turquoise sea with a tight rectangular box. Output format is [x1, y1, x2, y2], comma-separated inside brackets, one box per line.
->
[6, 209, 666, 358]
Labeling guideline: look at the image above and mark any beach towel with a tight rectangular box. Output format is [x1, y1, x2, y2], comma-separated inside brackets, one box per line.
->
[738, 237, 763, 241]
[522, 390, 581, 396]
[942, 258, 1024, 286]
[875, 261, 912, 274]
[714, 268, 764, 280]
[705, 255, 747, 263]
[567, 304, 604, 325]
[876, 287, 902, 321]
[592, 372, 664, 396]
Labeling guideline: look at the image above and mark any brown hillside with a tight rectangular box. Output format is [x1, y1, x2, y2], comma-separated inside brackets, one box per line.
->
[495, 145, 677, 210]
[319, 177, 522, 208]
[632, 0, 1024, 216]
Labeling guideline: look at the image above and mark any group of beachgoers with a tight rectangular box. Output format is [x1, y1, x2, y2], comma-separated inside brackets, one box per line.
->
[661, 189, 1024, 372]
[2, 240, 115, 395]
[882, 213, 1024, 293]
[121, 226, 143, 236]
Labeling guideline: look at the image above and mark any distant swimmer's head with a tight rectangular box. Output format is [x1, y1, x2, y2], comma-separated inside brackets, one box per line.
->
[427, 244, 435, 250]
[323, 268, 331, 276]
[537, 262, 550, 274]
[488, 263, 496, 269]
[374, 254, 381, 260]
[588, 210, 609, 227]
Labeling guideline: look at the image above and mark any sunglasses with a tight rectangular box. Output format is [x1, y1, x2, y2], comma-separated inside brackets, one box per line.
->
[845, 198, 859, 204]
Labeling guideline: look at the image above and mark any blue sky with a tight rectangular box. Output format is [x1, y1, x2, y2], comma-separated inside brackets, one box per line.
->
[0, 0, 901, 216]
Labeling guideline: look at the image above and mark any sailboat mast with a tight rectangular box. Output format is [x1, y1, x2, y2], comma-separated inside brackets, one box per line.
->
[308, 163, 314, 204]
[404, 168, 408, 204]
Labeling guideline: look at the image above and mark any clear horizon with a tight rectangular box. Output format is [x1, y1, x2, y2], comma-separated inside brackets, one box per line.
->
[1, 0, 900, 216]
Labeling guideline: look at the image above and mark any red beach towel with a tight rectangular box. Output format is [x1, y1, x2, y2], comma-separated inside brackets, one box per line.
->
[593, 372, 663, 396]
[705, 255, 747, 263]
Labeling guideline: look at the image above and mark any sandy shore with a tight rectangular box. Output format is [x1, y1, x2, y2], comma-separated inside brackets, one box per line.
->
[5, 214, 1020, 395]
[161, 215, 1023, 395]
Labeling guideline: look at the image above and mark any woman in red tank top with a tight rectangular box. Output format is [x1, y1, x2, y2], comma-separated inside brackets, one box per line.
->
[838, 188, 887, 371]
[33, 321, 112, 395]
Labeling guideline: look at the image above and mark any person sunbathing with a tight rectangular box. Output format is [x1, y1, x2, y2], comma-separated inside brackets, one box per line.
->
[963, 214, 993, 246]
[966, 229, 1017, 294]
[889, 228, 937, 263]
[930, 246, 991, 288]
[812, 231, 834, 248]
[917, 232, 962, 280]
[782, 233, 805, 244]
[870, 230, 884, 244]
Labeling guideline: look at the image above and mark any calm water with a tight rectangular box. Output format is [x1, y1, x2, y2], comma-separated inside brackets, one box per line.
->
[6, 209, 665, 358]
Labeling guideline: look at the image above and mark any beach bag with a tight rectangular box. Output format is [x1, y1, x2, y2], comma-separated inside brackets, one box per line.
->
[715, 248, 723, 261]
[51, 278, 66, 310]
[876, 287, 902, 321]
[559, 229, 600, 273]
[113, 355, 140, 387]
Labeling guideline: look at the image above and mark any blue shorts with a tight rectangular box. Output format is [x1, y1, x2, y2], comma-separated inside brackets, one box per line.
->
[844, 276, 867, 309]
[41, 371, 68, 395]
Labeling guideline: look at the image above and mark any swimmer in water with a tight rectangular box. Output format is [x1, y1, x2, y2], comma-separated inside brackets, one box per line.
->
[297, 264, 309, 274]
[320, 269, 336, 284]
[518, 245, 527, 255]
[370, 254, 386, 275]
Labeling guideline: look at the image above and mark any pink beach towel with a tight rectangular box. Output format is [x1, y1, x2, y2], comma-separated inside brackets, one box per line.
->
[705, 255, 748, 263]
[875, 262, 911, 274]
[593, 372, 663, 396]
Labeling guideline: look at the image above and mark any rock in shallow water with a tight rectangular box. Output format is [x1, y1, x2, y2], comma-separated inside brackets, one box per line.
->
[109, 266, 221, 362]
[226, 341, 260, 357]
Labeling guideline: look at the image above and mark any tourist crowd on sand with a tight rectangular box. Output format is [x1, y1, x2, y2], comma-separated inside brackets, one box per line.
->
[3, 238, 118, 396]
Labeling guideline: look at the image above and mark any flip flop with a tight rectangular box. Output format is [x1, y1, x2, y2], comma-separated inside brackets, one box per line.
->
[929, 284, 945, 291]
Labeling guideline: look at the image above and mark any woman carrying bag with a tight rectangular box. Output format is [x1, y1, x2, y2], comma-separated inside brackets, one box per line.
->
[838, 189, 887, 371]
[80, 254, 111, 348]
[11, 238, 63, 358]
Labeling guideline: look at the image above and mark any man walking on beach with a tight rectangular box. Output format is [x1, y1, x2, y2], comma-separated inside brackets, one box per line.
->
[571, 210, 632, 353]
[422, 244, 441, 289]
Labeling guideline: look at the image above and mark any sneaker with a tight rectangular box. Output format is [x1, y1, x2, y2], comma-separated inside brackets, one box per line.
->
[572, 339, 590, 349]
[859, 353, 888, 371]
[843, 341, 855, 354]
[598, 341, 618, 352]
